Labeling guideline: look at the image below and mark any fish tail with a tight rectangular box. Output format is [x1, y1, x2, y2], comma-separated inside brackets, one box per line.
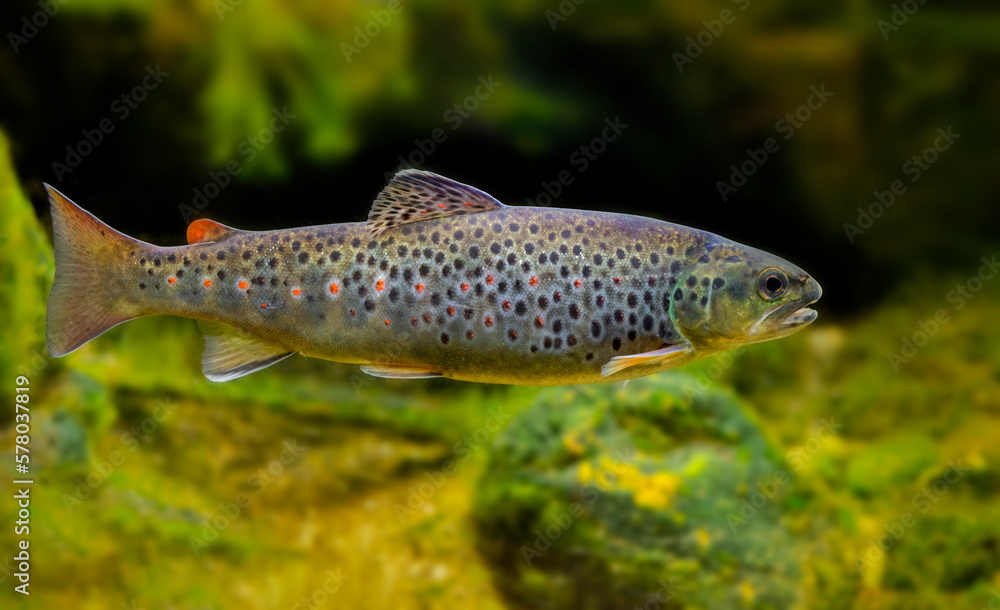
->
[45, 185, 141, 357]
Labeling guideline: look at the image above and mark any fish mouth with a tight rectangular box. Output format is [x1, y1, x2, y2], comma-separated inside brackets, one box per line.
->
[750, 301, 819, 337]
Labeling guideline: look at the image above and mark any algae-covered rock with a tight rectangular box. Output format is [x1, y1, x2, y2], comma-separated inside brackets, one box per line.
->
[473, 374, 805, 610]
[0, 131, 54, 394]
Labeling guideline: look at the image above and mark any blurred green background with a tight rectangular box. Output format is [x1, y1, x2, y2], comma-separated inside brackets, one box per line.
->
[1, 0, 999, 608]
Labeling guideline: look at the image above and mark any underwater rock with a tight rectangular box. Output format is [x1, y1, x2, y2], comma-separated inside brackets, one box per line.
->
[472, 373, 805, 609]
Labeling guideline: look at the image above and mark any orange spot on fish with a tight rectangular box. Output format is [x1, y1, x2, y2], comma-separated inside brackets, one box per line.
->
[384, 319, 391, 326]
[486, 275, 494, 285]
[376, 279, 385, 292]
[329, 283, 339, 294]
[292, 288, 302, 296]
[466, 330, 474, 339]
[238, 280, 248, 290]
[535, 316, 544, 328]
[167, 276, 176, 284]
[613, 277, 622, 285]
[502, 300, 511, 311]
[447, 306, 455, 316]
[411, 317, 418, 326]
[461, 282, 469, 292]
[422, 313, 432, 323]
[484, 316, 494, 327]
[574, 279, 582, 288]
[415, 283, 425, 293]
[350, 309, 357, 317]
[529, 276, 539, 286]
[436, 203, 446, 209]
[463, 202, 473, 207]
[420, 210, 428, 214]
[203, 279, 213, 288]
[260, 303, 268, 308]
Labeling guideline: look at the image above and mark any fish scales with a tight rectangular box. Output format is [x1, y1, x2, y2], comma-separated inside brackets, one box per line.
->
[45, 170, 822, 385]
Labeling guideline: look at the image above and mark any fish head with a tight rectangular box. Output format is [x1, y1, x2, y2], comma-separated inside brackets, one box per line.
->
[672, 244, 822, 352]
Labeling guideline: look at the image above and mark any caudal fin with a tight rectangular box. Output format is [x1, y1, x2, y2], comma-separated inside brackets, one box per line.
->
[45, 185, 142, 357]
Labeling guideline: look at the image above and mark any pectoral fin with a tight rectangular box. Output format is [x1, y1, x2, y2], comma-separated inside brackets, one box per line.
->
[601, 343, 692, 377]
[198, 321, 294, 382]
[360, 363, 444, 379]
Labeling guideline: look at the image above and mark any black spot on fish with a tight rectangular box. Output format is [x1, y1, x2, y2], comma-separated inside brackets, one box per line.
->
[596, 295, 605, 307]
[643, 316, 654, 331]
[389, 288, 399, 302]
[539, 253, 548, 264]
[591, 321, 602, 337]
[138, 282, 146, 289]
[330, 252, 341, 263]
[431, 293, 441, 305]
[358, 286, 367, 296]
[507, 253, 517, 265]
[271, 278, 279, 286]
[650, 253, 659, 264]
[351, 238, 361, 247]
[403, 269, 413, 282]
[553, 319, 563, 333]
[298, 252, 309, 264]
[154, 258, 162, 266]
[525, 243, 535, 255]
[553, 290, 562, 303]
[498, 281, 507, 293]
[593, 280, 603, 290]
[627, 293, 638, 307]
[398, 246, 408, 256]
[495, 261, 506, 272]
[364, 299, 375, 311]
[629, 313, 638, 325]
[631, 257, 641, 269]
[493, 223, 503, 233]
[217, 270, 226, 280]
[454, 260, 465, 271]
[713, 278, 725, 289]
[573, 245, 582, 256]
[699, 255, 710, 263]
[510, 223, 519, 231]
[583, 265, 592, 278]
[550, 252, 559, 263]
[353, 270, 363, 281]
[474, 228, 484, 238]
[469, 246, 480, 258]
[529, 224, 539, 234]
[176, 270, 185, 278]
[586, 353, 594, 360]
[199, 252, 207, 261]
[614, 310, 624, 322]
[686, 276, 697, 287]
[441, 333, 450, 345]
[505, 239, 514, 248]
[450, 244, 459, 253]
[490, 243, 501, 255]
[544, 337, 552, 349]
[538, 296, 549, 309]
[594, 254, 603, 266]
[292, 241, 301, 251]
[560, 266, 569, 278]
[508, 329, 518, 341]
[419, 264, 430, 277]
[701, 296, 708, 306]
[567, 335, 577, 346]
[701, 277, 710, 287]
[435, 252, 446, 264]
[561, 229, 571, 239]
[355, 253, 365, 263]
[628, 329, 637, 341]
[644, 292, 653, 304]
[569, 304, 580, 319]
[674, 288, 683, 300]
[612, 337, 621, 351]
[515, 301, 527, 315]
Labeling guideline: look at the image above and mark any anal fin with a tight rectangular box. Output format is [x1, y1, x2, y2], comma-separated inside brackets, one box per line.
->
[198, 321, 294, 382]
[361, 363, 443, 379]
[601, 343, 691, 377]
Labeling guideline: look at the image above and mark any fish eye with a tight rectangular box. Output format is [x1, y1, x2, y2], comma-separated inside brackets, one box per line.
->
[758, 268, 787, 300]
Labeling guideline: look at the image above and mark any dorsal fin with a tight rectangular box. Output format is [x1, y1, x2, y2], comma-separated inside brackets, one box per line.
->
[367, 170, 504, 237]
[187, 218, 247, 244]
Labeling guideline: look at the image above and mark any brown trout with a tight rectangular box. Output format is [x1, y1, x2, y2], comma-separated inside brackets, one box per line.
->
[45, 170, 821, 385]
